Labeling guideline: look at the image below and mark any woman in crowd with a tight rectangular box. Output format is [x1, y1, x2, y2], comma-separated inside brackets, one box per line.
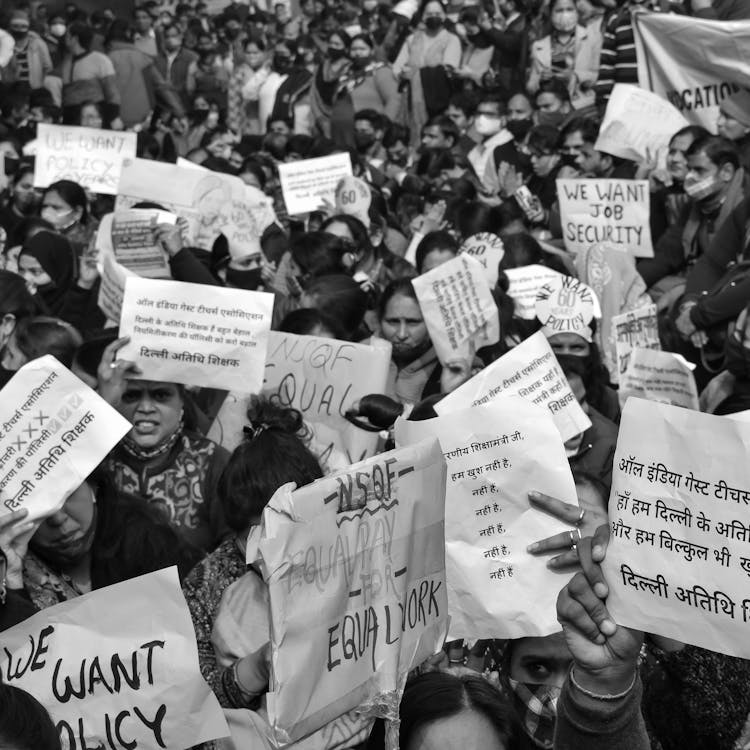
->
[311, 29, 352, 139]
[182, 399, 322, 706]
[0, 164, 40, 240]
[39, 180, 95, 261]
[227, 37, 270, 135]
[1, 315, 81, 371]
[379, 278, 441, 404]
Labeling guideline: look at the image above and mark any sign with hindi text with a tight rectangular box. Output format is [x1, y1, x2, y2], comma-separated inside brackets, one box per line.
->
[612, 304, 660, 381]
[278, 153, 353, 215]
[0, 356, 130, 521]
[603, 399, 750, 660]
[0, 567, 229, 750]
[396, 398, 577, 639]
[118, 278, 273, 392]
[619, 348, 699, 410]
[504, 265, 565, 320]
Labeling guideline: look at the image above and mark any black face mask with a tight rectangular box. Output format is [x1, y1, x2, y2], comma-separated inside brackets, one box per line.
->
[225, 28, 241, 40]
[506, 117, 533, 141]
[467, 31, 492, 48]
[10, 29, 29, 40]
[424, 17, 443, 31]
[350, 55, 372, 69]
[273, 55, 292, 73]
[354, 132, 376, 152]
[328, 47, 347, 61]
[226, 266, 263, 290]
[725, 333, 750, 380]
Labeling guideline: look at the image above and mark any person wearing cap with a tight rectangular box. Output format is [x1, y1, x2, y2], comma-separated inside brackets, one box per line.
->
[717, 88, 750, 173]
[0, 8, 53, 90]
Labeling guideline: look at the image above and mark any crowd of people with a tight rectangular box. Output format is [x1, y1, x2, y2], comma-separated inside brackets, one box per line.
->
[2, 0, 750, 748]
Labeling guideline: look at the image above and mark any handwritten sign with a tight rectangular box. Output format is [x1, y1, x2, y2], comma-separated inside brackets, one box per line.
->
[612, 304, 660, 379]
[335, 175, 371, 226]
[412, 253, 500, 365]
[557, 179, 653, 258]
[535, 275, 598, 341]
[459, 232, 505, 287]
[111, 209, 175, 278]
[118, 278, 273, 392]
[595, 84, 689, 164]
[256, 439, 449, 745]
[117, 158, 277, 256]
[278, 153, 353, 215]
[208, 333, 392, 472]
[504, 265, 564, 320]
[619, 348, 699, 410]
[396, 398, 577, 639]
[34, 124, 137, 196]
[437, 331, 591, 442]
[0, 356, 130, 521]
[603, 398, 750, 659]
[0, 567, 229, 750]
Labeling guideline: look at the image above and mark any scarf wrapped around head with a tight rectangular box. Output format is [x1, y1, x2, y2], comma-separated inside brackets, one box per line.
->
[20, 230, 76, 313]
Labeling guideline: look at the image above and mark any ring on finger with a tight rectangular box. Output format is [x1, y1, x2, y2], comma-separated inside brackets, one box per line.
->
[575, 507, 586, 526]
[569, 528, 582, 548]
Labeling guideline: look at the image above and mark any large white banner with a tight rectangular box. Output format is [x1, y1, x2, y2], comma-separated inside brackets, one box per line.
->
[633, 12, 750, 130]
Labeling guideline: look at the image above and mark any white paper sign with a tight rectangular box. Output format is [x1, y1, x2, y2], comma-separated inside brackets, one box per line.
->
[412, 253, 500, 365]
[612, 304, 660, 378]
[278, 153, 353, 215]
[34, 124, 137, 195]
[111, 209, 175, 278]
[437, 331, 591, 442]
[0, 356, 131, 521]
[396, 398, 577, 639]
[459, 232, 505, 287]
[208, 333, 392, 472]
[98, 252, 137, 324]
[603, 398, 750, 660]
[117, 159, 277, 256]
[335, 175, 371, 226]
[557, 179, 653, 258]
[505, 265, 565, 320]
[595, 84, 689, 163]
[0, 567, 229, 750]
[619, 348, 699, 410]
[118, 278, 273, 392]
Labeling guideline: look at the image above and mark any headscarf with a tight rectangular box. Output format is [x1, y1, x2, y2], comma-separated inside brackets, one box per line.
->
[20, 230, 76, 313]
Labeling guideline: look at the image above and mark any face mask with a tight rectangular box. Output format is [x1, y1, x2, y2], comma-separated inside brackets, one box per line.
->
[354, 132, 376, 152]
[468, 31, 492, 48]
[684, 174, 721, 201]
[351, 55, 372, 69]
[553, 10, 578, 32]
[424, 16, 443, 31]
[50, 23, 67, 37]
[10, 29, 29, 40]
[507, 117, 533, 140]
[226, 266, 263, 290]
[474, 114, 503, 136]
[273, 54, 292, 73]
[537, 110, 566, 128]
[328, 47, 347, 61]
[507, 677, 560, 750]
[41, 206, 76, 230]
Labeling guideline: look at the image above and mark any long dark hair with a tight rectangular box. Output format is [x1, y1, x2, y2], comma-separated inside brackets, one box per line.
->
[0, 684, 60, 750]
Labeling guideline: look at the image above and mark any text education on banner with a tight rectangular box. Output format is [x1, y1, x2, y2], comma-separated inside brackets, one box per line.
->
[437, 331, 591, 442]
[256, 439, 449, 746]
[33, 124, 137, 196]
[118, 278, 273, 392]
[207, 332, 392, 471]
[557, 179, 653, 258]
[633, 13, 750, 130]
[0, 567, 229, 750]
[0, 356, 130, 521]
[603, 398, 750, 660]
[396, 398, 577, 639]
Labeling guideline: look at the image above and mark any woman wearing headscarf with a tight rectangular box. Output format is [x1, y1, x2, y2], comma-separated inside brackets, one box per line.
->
[16, 230, 76, 315]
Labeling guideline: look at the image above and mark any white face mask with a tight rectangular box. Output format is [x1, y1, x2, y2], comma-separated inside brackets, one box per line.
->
[553, 10, 578, 32]
[474, 114, 503, 136]
[684, 174, 720, 201]
[50, 23, 67, 38]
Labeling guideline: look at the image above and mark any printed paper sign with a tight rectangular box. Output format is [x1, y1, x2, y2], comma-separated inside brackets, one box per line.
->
[437, 331, 591, 442]
[117, 158, 277, 256]
[208, 333, 392, 471]
[278, 153, 353, 215]
[619, 348, 699, 410]
[557, 179, 653, 258]
[34, 124, 137, 195]
[603, 399, 750, 660]
[504, 265, 564, 320]
[118, 278, 273, 392]
[0, 356, 131, 521]
[396, 398, 577, 639]
[412, 253, 500, 365]
[612, 304, 660, 379]
[256, 439, 449, 745]
[595, 84, 689, 163]
[111, 209, 175, 278]
[460, 232, 505, 287]
[335, 175, 371, 226]
[0, 567, 229, 750]
[634, 13, 750, 130]
[98, 252, 137, 324]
